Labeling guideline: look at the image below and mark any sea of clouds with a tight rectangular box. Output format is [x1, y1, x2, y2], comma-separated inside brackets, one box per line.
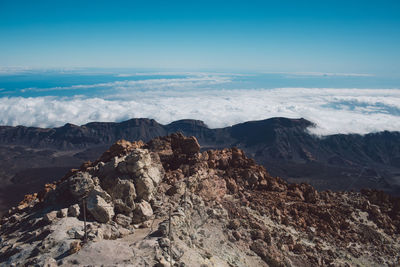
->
[0, 72, 399, 135]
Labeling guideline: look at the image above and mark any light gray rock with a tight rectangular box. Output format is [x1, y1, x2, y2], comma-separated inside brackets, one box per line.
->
[158, 220, 169, 236]
[118, 227, 131, 237]
[68, 204, 80, 217]
[68, 172, 95, 198]
[67, 227, 83, 239]
[95, 228, 104, 240]
[118, 149, 164, 201]
[57, 208, 68, 218]
[158, 237, 171, 248]
[108, 179, 136, 212]
[100, 224, 120, 240]
[114, 199, 134, 215]
[97, 156, 126, 176]
[114, 214, 132, 228]
[74, 230, 85, 239]
[132, 200, 153, 224]
[86, 189, 114, 223]
[43, 211, 58, 224]
[89, 185, 113, 202]
[42, 257, 57, 267]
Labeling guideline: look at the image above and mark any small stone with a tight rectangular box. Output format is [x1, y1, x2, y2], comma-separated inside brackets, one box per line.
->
[17, 203, 28, 211]
[155, 257, 170, 267]
[87, 232, 96, 240]
[57, 208, 68, 218]
[43, 211, 58, 224]
[68, 204, 80, 217]
[250, 240, 281, 266]
[233, 231, 241, 241]
[69, 240, 81, 254]
[100, 224, 120, 240]
[139, 220, 151, 228]
[158, 220, 169, 236]
[292, 243, 305, 254]
[114, 214, 132, 228]
[250, 229, 264, 240]
[9, 214, 21, 223]
[42, 257, 57, 267]
[118, 227, 131, 237]
[74, 230, 85, 239]
[264, 231, 272, 245]
[67, 227, 81, 238]
[96, 228, 104, 240]
[171, 246, 184, 260]
[227, 219, 240, 230]
[159, 237, 171, 248]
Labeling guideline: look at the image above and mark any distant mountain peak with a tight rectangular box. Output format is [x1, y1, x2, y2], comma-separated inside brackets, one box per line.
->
[167, 119, 208, 128]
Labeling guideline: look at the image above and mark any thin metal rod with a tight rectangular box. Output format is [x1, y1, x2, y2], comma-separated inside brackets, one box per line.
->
[83, 198, 88, 243]
[169, 207, 172, 266]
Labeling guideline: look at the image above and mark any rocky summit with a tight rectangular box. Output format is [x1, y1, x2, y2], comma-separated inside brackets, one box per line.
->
[0, 133, 399, 266]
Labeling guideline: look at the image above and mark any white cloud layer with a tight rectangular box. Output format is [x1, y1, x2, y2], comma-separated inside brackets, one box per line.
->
[1, 87, 400, 135]
[263, 71, 374, 77]
[19, 75, 233, 93]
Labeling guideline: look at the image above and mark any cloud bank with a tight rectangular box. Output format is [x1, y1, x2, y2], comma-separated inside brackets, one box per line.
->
[1, 87, 400, 135]
[264, 71, 374, 77]
[18, 75, 233, 94]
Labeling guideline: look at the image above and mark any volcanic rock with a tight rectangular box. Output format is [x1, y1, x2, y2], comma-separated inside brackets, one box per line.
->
[0, 133, 399, 267]
[118, 148, 164, 201]
[68, 172, 95, 198]
[67, 204, 80, 217]
[86, 194, 114, 223]
[114, 214, 132, 228]
[132, 200, 153, 224]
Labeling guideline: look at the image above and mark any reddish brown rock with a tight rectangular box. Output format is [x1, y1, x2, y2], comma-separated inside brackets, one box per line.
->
[198, 176, 227, 201]
[170, 133, 200, 155]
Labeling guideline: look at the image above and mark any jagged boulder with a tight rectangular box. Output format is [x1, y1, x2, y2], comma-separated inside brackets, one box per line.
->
[118, 149, 164, 201]
[132, 200, 153, 224]
[171, 133, 200, 155]
[108, 179, 136, 211]
[68, 204, 80, 217]
[86, 187, 114, 223]
[96, 156, 126, 178]
[114, 214, 132, 227]
[98, 139, 144, 163]
[43, 211, 58, 224]
[68, 172, 95, 198]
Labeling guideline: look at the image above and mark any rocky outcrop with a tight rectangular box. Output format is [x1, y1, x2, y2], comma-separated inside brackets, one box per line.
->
[0, 133, 399, 266]
[45, 143, 164, 226]
[2, 117, 400, 218]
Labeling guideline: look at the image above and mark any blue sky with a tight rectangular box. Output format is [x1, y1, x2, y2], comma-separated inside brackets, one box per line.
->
[1, 0, 400, 75]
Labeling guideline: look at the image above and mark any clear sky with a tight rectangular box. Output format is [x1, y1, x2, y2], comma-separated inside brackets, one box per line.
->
[0, 0, 399, 75]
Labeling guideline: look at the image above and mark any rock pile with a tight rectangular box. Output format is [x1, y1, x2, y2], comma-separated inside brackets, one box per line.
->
[0, 133, 399, 266]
